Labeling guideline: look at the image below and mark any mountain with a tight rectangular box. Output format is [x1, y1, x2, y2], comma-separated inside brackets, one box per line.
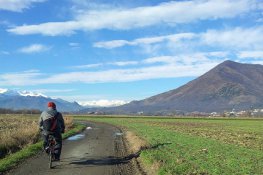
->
[0, 89, 83, 112]
[115, 60, 263, 113]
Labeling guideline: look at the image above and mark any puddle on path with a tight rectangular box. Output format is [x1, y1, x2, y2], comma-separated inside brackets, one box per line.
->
[114, 132, 123, 136]
[86, 127, 92, 130]
[67, 134, 85, 141]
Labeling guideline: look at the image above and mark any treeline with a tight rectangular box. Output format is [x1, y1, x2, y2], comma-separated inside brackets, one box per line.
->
[0, 108, 41, 114]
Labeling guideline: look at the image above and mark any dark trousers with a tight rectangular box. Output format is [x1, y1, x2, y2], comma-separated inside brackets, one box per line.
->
[42, 132, 62, 159]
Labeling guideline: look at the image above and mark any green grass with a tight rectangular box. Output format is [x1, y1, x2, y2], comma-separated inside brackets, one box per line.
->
[75, 116, 263, 175]
[0, 123, 86, 173]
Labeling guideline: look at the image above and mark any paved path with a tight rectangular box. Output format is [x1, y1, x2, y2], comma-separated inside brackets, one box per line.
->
[7, 122, 141, 175]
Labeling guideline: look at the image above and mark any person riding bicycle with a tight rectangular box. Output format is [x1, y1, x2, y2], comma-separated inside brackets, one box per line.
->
[39, 102, 65, 161]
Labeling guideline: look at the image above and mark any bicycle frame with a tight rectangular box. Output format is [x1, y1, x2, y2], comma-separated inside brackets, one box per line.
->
[48, 135, 56, 169]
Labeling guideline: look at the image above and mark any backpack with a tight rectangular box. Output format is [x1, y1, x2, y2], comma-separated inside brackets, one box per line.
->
[43, 113, 59, 132]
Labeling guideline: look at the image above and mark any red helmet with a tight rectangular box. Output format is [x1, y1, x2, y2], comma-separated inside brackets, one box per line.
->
[47, 102, 56, 109]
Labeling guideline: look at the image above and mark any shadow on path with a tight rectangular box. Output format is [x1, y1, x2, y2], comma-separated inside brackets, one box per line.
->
[69, 142, 172, 166]
[70, 156, 131, 166]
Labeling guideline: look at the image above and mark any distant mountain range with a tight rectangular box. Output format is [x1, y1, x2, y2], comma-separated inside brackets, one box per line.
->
[109, 60, 263, 114]
[0, 89, 83, 112]
[2, 60, 263, 114]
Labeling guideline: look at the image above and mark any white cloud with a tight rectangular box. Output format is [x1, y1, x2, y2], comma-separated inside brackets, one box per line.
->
[8, 0, 258, 36]
[18, 44, 51, 53]
[94, 40, 130, 49]
[39, 61, 220, 84]
[54, 94, 109, 103]
[0, 70, 43, 86]
[206, 51, 229, 57]
[201, 26, 263, 50]
[238, 51, 263, 58]
[0, 0, 46, 12]
[71, 63, 103, 69]
[143, 56, 176, 64]
[34, 89, 76, 93]
[71, 61, 138, 70]
[94, 26, 263, 52]
[94, 33, 196, 49]
[143, 53, 221, 65]
[79, 100, 129, 107]
[69, 42, 80, 47]
[109, 61, 138, 66]
[250, 60, 263, 65]
[0, 54, 222, 86]
[9, 21, 80, 36]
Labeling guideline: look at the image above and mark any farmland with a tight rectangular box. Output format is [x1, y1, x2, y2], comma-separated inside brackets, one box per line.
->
[75, 116, 263, 175]
[1, 115, 262, 174]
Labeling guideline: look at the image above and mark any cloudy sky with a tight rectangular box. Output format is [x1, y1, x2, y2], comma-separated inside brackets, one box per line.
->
[0, 0, 263, 106]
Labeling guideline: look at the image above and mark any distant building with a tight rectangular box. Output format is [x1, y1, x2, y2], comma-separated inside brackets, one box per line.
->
[210, 112, 220, 117]
[137, 111, 144, 115]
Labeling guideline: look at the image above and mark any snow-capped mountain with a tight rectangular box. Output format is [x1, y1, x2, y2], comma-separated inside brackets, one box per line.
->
[19, 90, 48, 98]
[0, 89, 47, 97]
[0, 89, 20, 96]
[0, 89, 83, 112]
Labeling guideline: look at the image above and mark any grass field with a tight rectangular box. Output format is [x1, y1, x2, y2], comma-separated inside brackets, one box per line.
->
[75, 116, 263, 175]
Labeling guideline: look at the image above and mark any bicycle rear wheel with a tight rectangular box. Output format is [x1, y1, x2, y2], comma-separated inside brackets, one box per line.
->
[49, 151, 53, 169]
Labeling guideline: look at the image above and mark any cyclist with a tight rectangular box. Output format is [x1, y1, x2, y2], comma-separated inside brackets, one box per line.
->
[39, 102, 65, 161]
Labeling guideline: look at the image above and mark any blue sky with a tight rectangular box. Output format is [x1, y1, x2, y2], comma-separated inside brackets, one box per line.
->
[0, 0, 263, 106]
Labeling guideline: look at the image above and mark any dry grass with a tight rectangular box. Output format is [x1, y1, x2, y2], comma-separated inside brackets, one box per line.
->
[125, 130, 158, 175]
[0, 116, 39, 158]
[125, 130, 148, 154]
[64, 116, 74, 130]
[0, 115, 73, 158]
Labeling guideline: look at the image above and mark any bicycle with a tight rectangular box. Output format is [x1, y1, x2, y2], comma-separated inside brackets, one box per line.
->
[47, 134, 57, 169]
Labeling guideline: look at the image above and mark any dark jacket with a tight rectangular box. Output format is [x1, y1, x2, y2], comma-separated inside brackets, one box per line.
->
[39, 107, 65, 135]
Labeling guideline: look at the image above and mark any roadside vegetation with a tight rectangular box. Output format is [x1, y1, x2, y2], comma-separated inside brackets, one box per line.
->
[75, 116, 263, 175]
[0, 115, 73, 159]
[0, 114, 85, 173]
[0, 115, 39, 158]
